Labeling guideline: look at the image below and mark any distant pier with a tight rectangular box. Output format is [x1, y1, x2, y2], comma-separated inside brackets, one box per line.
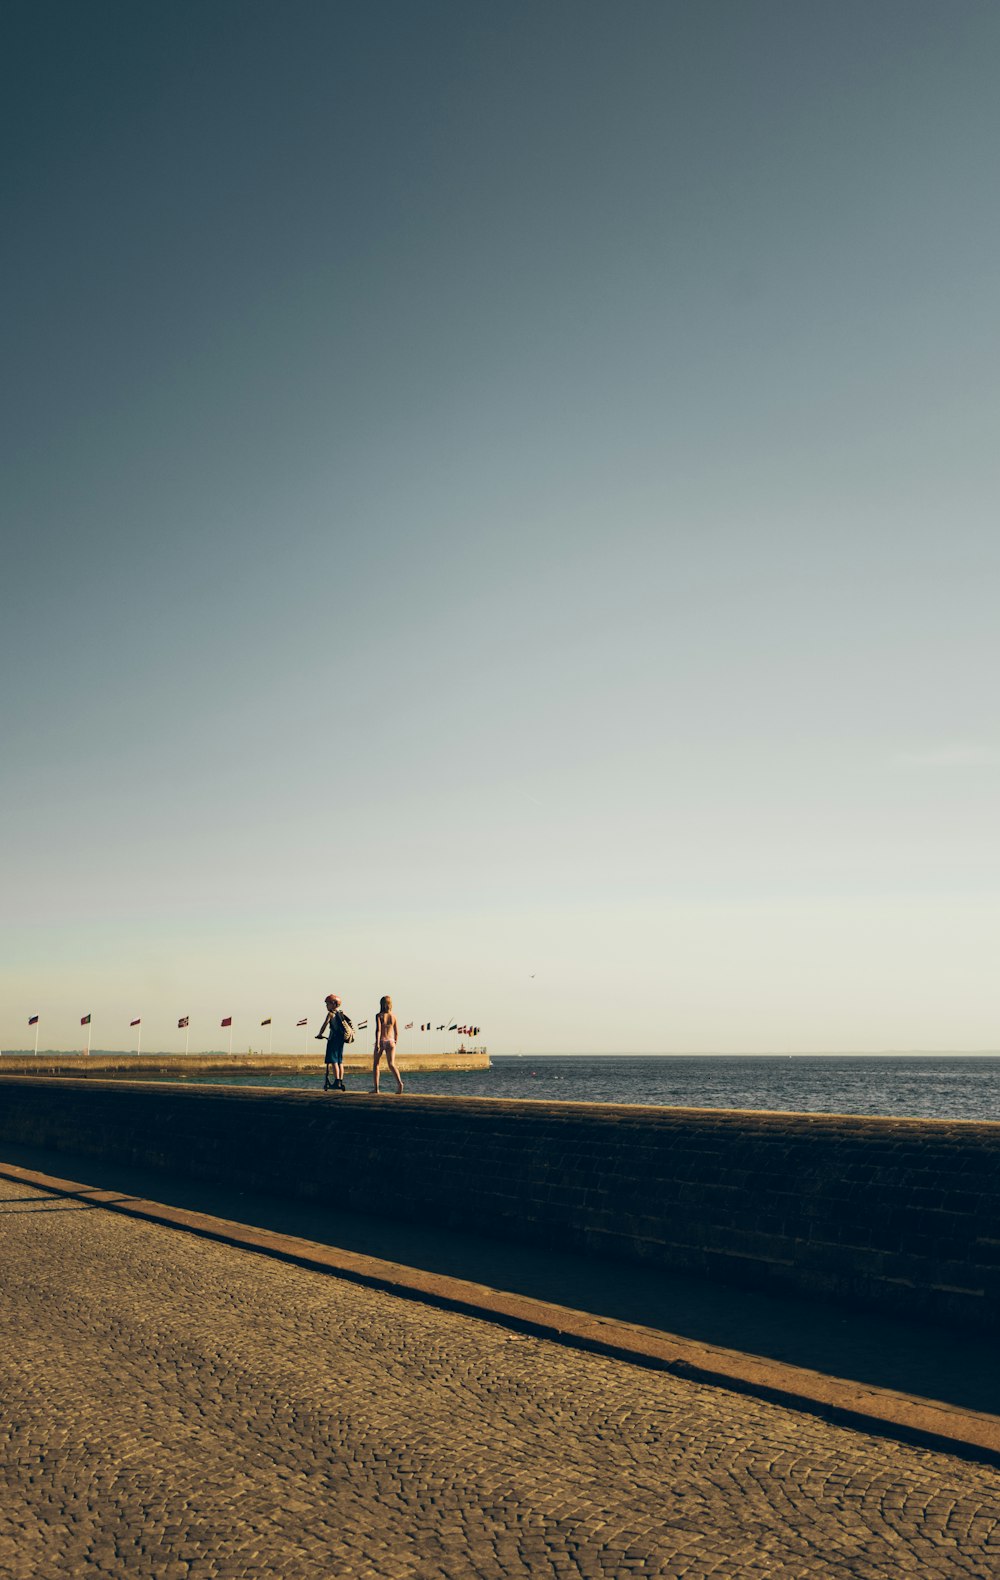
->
[0, 1051, 490, 1077]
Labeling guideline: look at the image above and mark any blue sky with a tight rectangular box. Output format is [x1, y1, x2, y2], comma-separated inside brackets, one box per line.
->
[3, 1, 999, 1053]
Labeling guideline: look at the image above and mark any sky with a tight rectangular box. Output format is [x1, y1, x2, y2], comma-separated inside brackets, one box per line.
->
[3, 0, 1000, 1055]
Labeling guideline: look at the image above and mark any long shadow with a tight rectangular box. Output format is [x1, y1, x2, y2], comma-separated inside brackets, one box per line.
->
[0, 1201, 95, 1213]
[1, 1140, 995, 1420]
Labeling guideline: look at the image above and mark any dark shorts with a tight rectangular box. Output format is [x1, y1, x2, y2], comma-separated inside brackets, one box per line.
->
[325, 1042, 344, 1064]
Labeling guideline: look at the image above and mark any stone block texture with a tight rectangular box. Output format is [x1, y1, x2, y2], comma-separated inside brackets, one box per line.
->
[0, 1079, 997, 1332]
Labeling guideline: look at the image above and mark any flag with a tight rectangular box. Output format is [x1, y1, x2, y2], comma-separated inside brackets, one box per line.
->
[357, 1019, 368, 1030]
[296, 1017, 308, 1027]
[81, 1014, 91, 1026]
[448, 1023, 457, 1031]
[473, 1027, 480, 1036]
[28, 1015, 39, 1026]
[178, 1016, 189, 1029]
[221, 1016, 232, 1028]
[404, 1022, 413, 1029]
[436, 1024, 445, 1030]
[260, 1017, 271, 1027]
[130, 1018, 141, 1027]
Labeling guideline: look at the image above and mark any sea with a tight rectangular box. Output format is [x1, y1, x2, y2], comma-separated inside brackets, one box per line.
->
[127, 1054, 1000, 1123]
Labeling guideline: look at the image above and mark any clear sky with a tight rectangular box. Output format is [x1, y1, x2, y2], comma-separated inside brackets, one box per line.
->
[3, 1, 999, 1054]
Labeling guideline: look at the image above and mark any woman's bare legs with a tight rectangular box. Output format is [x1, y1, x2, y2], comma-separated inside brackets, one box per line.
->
[386, 1050, 404, 1093]
[371, 1049, 381, 1093]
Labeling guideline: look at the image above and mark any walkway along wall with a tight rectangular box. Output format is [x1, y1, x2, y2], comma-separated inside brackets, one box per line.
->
[0, 1078, 997, 1333]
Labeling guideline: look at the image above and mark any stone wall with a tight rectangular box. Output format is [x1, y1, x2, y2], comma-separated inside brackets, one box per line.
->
[0, 1078, 996, 1332]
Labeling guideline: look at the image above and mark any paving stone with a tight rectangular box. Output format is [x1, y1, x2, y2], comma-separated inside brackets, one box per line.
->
[0, 1175, 998, 1577]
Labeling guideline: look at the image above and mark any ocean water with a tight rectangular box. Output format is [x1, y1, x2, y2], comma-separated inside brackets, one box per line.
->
[148, 1054, 1000, 1123]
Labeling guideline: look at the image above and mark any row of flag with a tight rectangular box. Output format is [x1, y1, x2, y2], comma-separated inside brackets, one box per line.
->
[420, 1022, 481, 1036]
[27, 1017, 292, 1030]
[26, 1013, 481, 1034]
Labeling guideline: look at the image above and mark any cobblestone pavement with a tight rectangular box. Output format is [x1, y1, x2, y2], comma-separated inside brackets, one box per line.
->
[1, 1176, 998, 1579]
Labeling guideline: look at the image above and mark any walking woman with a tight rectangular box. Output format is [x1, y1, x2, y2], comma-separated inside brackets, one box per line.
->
[317, 994, 352, 1090]
[372, 995, 403, 1094]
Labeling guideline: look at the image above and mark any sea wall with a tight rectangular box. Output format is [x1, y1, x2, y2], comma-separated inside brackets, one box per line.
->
[0, 1053, 489, 1076]
[0, 1078, 997, 1332]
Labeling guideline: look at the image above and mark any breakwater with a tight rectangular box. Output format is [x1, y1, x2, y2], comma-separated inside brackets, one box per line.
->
[0, 1053, 489, 1076]
[0, 1078, 996, 1333]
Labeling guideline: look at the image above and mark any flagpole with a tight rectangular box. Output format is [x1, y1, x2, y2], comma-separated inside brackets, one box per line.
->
[34, 1021, 39, 1056]
[229, 1022, 233, 1056]
[137, 1022, 141, 1057]
[86, 1019, 92, 1057]
[268, 1020, 273, 1056]
[185, 1020, 190, 1056]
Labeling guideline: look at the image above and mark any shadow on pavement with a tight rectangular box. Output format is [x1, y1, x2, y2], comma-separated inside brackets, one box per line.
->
[2, 1139, 995, 1420]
